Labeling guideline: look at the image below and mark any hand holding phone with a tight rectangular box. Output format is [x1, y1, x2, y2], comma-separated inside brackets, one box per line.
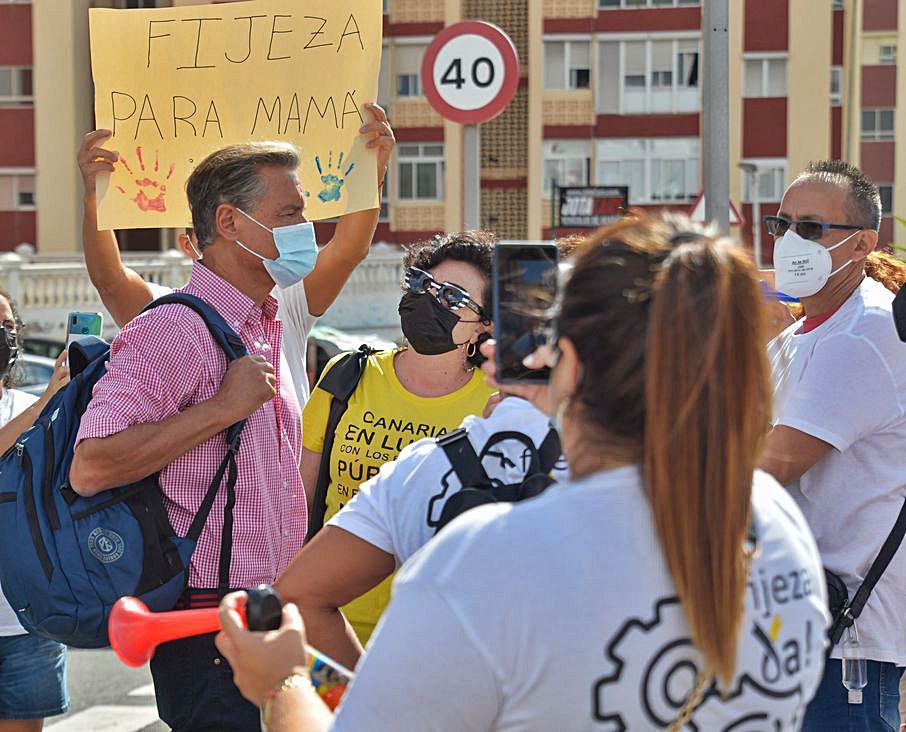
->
[66, 312, 103, 348]
[493, 243, 559, 384]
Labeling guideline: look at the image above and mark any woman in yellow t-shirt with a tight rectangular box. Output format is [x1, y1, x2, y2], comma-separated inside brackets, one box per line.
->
[292, 232, 496, 644]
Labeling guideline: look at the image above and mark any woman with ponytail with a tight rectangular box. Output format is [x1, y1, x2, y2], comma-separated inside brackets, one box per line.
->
[214, 214, 829, 731]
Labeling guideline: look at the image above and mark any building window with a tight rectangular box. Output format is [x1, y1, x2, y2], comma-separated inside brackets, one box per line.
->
[740, 160, 787, 202]
[0, 67, 33, 106]
[394, 43, 426, 99]
[0, 173, 36, 211]
[743, 56, 787, 98]
[383, 0, 389, 13]
[831, 66, 843, 107]
[397, 144, 444, 200]
[543, 140, 591, 199]
[596, 138, 698, 204]
[878, 185, 893, 214]
[123, 0, 156, 7]
[600, 0, 698, 7]
[598, 38, 700, 115]
[880, 45, 897, 65]
[832, 0, 844, 8]
[544, 41, 591, 90]
[862, 109, 895, 141]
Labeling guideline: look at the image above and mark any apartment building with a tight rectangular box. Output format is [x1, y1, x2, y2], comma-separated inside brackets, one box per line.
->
[3, 0, 902, 260]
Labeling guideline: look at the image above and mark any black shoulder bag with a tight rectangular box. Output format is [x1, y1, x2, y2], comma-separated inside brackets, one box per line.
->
[826, 497, 906, 644]
[305, 345, 377, 541]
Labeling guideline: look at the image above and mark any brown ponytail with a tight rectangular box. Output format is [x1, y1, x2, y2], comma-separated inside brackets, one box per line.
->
[559, 213, 772, 686]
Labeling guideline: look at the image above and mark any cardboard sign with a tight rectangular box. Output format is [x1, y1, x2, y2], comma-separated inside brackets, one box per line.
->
[89, 0, 382, 229]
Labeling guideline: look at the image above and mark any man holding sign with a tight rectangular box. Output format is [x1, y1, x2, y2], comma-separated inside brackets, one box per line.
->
[89, 0, 383, 230]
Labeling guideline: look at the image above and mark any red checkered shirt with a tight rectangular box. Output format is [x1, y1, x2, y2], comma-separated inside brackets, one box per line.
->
[76, 263, 307, 589]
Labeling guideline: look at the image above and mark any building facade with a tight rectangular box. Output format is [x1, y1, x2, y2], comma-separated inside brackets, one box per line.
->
[3, 0, 903, 260]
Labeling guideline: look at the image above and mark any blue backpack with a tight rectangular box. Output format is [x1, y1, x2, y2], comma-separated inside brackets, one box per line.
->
[0, 293, 247, 648]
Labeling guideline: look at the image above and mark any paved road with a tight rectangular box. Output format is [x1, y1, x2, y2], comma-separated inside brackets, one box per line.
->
[46, 649, 166, 731]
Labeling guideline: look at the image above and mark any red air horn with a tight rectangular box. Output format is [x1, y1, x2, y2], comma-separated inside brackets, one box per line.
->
[108, 585, 354, 711]
[109, 584, 283, 667]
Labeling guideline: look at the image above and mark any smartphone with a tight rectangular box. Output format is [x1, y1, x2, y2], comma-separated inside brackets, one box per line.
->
[493, 242, 559, 384]
[66, 312, 103, 348]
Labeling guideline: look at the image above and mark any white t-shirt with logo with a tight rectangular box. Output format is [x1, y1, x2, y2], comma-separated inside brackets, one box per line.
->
[329, 397, 567, 565]
[0, 388, 38, 635]
[331, 467, 828, 731]
[149, 279, 316, 406]
[771, 276, 906, 664]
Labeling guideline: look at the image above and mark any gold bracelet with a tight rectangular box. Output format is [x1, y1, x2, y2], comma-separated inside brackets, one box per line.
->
[261, 672, 309, 730]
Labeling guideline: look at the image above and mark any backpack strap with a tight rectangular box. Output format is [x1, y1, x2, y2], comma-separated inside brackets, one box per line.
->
[143, 292, 249, 596]
[305, 345, 377, 541]
[438, 429, 491, 488]
[537, 429, 562, 475]
[829, 497, 906, 644]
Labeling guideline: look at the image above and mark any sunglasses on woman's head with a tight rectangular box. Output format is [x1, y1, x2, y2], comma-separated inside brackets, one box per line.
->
[403, 267, 490, 322]
[763, 215, 862, 242]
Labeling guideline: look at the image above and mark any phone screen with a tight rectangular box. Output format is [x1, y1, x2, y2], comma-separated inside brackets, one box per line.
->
[493, 243, 559, 383]
[66, 312, 103, 348]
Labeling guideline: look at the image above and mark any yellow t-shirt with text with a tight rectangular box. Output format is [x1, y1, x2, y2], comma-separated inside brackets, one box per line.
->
[302, 349, 494, 643]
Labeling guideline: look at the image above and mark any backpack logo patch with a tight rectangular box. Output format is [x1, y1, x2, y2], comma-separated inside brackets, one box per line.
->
[87, 527, 125, 564]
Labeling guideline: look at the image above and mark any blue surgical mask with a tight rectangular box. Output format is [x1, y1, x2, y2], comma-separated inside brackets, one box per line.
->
[235, 209, 318, 289]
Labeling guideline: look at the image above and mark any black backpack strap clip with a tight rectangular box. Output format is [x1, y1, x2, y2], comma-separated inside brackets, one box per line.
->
[306, 345, 378, 541]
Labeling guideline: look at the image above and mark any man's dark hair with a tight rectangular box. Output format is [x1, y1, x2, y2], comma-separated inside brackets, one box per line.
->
[185, 142, 300, 250]
[797, 160, 882, 232]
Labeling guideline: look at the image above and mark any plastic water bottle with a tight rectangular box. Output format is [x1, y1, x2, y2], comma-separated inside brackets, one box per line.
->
[841, 621, 867, 704]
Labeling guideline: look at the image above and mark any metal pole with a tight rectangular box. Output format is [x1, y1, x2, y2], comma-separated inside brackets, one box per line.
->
[463, 124, 481, 231]
[702, 0, 730, 233]
[552, 181, 558, 240]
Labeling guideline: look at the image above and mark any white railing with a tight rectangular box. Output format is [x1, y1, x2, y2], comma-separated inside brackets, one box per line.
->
[0, 244, 406, 342]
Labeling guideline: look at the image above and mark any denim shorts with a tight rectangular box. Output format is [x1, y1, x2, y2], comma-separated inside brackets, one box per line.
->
[0, 633, 68, 720]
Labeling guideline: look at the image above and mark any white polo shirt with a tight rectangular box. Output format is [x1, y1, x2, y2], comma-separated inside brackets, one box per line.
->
[772, 276, 906, 664]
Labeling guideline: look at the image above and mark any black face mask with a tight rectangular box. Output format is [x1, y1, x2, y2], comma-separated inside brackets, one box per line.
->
[398, 292, 462, 355]
[0, 325, 19, 380]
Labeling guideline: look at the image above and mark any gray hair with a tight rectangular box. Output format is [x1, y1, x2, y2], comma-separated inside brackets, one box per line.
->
[796, 160, 882, 232]
[185, 142, 301, 250]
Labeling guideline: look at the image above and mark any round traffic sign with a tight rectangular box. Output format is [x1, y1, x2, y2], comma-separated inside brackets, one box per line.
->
[421, 21, 520, 125]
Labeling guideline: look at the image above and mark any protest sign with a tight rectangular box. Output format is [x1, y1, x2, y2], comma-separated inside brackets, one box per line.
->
[89, 0, 382, 229]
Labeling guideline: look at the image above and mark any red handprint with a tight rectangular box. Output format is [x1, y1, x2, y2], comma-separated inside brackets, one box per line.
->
[115, 147, 175, 213]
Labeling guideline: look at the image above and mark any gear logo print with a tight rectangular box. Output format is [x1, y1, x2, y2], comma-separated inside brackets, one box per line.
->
[592, 596, 809, 731]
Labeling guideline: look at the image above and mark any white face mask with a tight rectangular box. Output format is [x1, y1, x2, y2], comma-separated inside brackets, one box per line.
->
[772, 228, 859, 299]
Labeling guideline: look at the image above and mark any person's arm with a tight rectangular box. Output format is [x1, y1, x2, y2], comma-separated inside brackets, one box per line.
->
[760, 331, 900, 487]
[0, 351, 69, 455]
[302, 104, 394, 317]
[79, 129, 156, 327]
[300, 447, 321, 510]
[759, 426, 834, 486]
[71, 354, 275, 495]
[276, 525, 394, 670]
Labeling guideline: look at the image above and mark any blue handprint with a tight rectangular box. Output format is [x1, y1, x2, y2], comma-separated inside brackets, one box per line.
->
[316, 151, 355, 203]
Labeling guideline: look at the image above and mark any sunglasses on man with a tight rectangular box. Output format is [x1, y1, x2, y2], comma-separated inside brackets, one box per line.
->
[403, 266, 490, 323]
[763, 215, 863, 242]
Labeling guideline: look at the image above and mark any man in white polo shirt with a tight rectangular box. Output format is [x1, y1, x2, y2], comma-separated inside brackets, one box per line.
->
[761, 160, 906, 730]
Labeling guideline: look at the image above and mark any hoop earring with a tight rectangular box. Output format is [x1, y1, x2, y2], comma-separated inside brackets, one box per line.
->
[466, 341, 478, 359]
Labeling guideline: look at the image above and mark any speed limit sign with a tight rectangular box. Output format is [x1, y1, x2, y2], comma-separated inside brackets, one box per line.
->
[421, 21, 520, 125]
